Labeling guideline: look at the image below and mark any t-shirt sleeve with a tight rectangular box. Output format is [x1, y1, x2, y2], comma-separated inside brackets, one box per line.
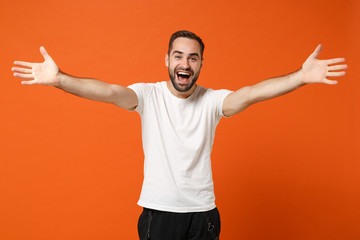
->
[127, 83, 151, 115]
[209, 89, 233, 119]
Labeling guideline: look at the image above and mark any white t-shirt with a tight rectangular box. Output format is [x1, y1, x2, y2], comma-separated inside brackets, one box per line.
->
[128, 81, 232, 213]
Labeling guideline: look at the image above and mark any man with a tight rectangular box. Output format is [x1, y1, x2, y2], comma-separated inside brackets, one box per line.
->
[12, 30, 347, 240]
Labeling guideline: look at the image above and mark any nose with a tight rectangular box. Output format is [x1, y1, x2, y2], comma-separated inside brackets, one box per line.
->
[180, 58, 190, 69]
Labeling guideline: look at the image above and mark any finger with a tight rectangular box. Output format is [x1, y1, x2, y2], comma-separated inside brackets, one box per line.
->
[325, 58, 346, 65]
[13, 73, 34, 79]
[21, 80, 39, 85]
[323, 79, 338, 85]
[309, 44, 322, 59]
[326, 71, 346, 77]
[14, 61, 34, 68]
[327, 64, 348, 71]
[40, 46, 51, 60]
[12, 67, 32, 74]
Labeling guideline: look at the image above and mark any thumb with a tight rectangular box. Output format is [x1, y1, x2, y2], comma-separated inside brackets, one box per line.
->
[40, 46, 51, 60]
[309, 44, 322, 59]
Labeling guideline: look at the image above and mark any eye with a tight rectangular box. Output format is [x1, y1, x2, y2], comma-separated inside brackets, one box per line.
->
[174, 55, 181, 59]
[190, 57, 198, 61]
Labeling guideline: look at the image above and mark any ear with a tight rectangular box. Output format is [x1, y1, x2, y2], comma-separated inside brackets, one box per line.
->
[165, 54, 169, 67]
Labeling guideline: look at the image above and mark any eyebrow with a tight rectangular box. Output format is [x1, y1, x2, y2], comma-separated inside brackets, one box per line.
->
[172, 50, 200, 58]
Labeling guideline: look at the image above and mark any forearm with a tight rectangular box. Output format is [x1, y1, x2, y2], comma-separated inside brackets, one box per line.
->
[55, 71, 115, 102]
[248, 69, 306, 104]
[223, 70, 306, 117]
[55, 71, 137, 109]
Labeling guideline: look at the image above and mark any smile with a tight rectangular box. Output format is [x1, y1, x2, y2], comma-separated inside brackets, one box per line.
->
[177, 71, 191, 78]
[176, 71, 191, 83]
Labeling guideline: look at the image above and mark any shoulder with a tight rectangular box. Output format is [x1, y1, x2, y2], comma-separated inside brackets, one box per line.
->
[128, 81, 165, 94]
[199, 85, 233, 99]
[128, 82, 154, 90]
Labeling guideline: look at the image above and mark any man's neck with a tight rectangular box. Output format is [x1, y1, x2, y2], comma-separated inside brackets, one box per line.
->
[166, 81, 197, 99]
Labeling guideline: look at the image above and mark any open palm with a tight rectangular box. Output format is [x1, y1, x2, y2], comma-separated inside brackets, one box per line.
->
[302, 44, 347, 85]
[12, 47, 59, 86]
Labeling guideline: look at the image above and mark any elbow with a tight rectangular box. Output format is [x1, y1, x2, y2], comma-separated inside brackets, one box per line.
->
[245, 86, 264, 105]
[223, 86, 254, 117]
[109, 84, 138, 110]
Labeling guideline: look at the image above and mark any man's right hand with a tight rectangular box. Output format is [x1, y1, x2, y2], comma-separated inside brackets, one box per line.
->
[12, 47, 138, 110]
[12, 46, 60, 86]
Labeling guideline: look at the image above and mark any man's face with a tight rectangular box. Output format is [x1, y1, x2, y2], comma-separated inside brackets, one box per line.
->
[166, 37, 203, 93]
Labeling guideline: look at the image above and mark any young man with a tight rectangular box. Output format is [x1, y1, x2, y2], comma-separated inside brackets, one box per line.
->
[12, 30, 347, 240]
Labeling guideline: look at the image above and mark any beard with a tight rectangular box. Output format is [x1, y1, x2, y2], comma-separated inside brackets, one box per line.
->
[168, 66, 200, 93]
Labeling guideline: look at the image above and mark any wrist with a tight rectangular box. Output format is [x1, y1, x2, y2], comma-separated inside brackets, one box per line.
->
[295, 68, 308, 86]
[54, 71, 63, 88]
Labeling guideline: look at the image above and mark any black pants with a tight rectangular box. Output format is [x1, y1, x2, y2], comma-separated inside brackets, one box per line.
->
[138, 207, 221, 240]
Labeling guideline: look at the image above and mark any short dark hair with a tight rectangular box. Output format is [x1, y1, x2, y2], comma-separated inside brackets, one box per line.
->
[168, 30, 205, 59]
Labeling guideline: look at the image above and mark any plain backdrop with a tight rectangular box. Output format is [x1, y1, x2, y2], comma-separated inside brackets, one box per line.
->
[1, 0, 359, 239]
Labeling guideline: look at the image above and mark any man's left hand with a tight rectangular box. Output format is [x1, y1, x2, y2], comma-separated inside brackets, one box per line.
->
[301, 44, 347, 85]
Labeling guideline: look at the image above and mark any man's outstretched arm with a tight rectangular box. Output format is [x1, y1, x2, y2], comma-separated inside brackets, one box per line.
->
[222, 44, 347, 117]
[12, 47, 138, 110]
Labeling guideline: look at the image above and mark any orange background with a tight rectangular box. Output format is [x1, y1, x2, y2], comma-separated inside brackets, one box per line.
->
[1, 0, 359, 239]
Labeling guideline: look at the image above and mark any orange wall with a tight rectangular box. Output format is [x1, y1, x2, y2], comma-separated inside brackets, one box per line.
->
[1, 0, 359, 239]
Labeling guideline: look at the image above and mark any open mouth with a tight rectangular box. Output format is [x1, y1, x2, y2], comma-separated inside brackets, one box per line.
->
[176, 71, 191, 83]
